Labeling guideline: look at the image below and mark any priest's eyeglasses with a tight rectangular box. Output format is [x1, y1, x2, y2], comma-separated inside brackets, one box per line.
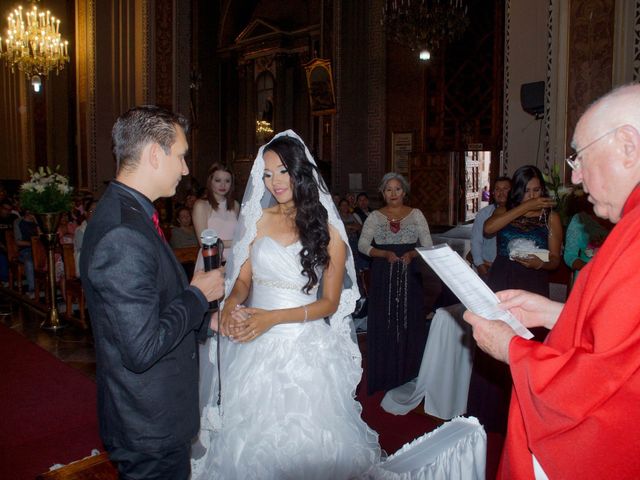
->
[565, 127, 619, 171]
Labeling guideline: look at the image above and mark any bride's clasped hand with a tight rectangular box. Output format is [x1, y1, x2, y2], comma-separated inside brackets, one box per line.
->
[222, 304, 274, 342]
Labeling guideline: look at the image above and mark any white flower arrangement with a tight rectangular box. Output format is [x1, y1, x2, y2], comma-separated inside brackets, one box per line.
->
[20, 166, 73, 214]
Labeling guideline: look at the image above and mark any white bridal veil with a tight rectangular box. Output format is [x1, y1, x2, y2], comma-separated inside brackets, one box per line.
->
[192, 130, 362, 472]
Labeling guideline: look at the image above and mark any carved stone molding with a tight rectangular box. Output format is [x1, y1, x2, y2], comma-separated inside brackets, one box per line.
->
[0, 69, 31, 179]
[543, 0, 554, 173]
[75, 0, 98, 191]
[366, 0, 385, 191]
[155, 0, 173, 109]
[566, 0, 614, 149]
[501, 0, 511, 175]
[175, 1, 191, 117]
[88, 0, 97, 191]
[333, 0, 342, 190]
[634, 0, 640, 81]
[633, 0, 640, 82]
[254, 55, 277, 78]
[142, 0, 151, 102]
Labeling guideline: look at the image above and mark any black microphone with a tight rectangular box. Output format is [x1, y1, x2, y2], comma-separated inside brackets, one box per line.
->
[201, 228, 224, 311]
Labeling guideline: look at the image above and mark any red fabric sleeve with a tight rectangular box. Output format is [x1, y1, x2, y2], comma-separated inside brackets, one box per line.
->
[500, 187, 640, 479]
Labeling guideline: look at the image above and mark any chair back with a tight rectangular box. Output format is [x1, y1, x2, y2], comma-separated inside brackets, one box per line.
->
[5, 230, 19, 261]
[61, 244, 77, 279]
[362, 417, 486, 479]
[172, 245, 200, 264]
[30, 236, 47, 272]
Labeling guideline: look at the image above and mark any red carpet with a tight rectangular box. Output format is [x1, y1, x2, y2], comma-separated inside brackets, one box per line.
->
[0, 323, 502, 479]
[357, 389, 441, 455]
[355, 333, 503, 479]
[0, 325, 104, 480]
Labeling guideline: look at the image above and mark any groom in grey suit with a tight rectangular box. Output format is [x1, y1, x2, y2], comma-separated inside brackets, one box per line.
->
[80, 106, 224, 480]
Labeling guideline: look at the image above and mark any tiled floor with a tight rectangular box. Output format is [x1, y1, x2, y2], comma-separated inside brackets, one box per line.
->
[0, 287, 96, 378]
[0, 258, 444, 381]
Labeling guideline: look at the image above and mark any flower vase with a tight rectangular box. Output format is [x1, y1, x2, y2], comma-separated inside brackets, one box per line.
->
[36, 212, 65, 331]
[36, 212, 62, 235]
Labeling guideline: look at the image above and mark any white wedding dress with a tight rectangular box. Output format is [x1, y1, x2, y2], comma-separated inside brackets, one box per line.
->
[191, 235, 381, 479]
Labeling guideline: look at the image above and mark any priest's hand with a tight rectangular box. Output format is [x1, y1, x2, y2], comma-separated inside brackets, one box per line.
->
[463, 311, 515, 364]
[496, 289, 563, 330]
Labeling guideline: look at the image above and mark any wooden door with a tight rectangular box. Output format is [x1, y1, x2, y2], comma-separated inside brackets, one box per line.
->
[410, 151, 460, 226]
[463, 151, 481, 222]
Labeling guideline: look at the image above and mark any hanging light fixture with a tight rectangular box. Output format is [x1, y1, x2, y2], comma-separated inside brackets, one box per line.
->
[382, 0, 469, 60]
[0, 2, 70, 92]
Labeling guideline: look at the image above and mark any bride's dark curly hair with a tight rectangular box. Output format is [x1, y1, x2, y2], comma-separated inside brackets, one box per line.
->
[264, 136, 330, 294]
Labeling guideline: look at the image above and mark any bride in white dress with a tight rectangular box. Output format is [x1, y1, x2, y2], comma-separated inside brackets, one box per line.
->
[191, 131, 381, 479]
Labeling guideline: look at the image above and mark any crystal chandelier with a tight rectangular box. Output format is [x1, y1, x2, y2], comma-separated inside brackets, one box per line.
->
[255, 120, 274, 144]
[0, 3, 70, 92]
[256, 120, 274, 135]
[382, 0, 469, 60]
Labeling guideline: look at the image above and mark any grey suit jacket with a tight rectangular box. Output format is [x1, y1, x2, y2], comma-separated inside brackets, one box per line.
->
[80, 182, 209, 451]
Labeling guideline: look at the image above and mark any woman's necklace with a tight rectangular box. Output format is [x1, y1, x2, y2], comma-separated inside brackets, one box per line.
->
[279, 206, 297, 226]
[385, 208, 408, 234]
[389, 218, 401, 233]
[538, 208, 551, 236]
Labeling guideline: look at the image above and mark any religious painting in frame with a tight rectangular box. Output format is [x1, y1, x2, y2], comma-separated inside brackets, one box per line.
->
[391, 132, 413, 177]
[304, 58, 337, 116]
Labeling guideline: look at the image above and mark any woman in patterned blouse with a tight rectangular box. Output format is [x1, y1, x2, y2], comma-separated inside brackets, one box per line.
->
[358, 172, 432, 394]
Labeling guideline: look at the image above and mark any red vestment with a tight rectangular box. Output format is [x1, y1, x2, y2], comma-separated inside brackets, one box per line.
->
[500, 186, 640, 479]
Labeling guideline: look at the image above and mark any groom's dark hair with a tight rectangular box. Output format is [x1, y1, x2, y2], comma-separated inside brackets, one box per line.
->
[112, 105, 189, 173]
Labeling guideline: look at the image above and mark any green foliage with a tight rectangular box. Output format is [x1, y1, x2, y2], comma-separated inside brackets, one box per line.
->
[542, 163, 583, 226]
[19, 166, 73, 214]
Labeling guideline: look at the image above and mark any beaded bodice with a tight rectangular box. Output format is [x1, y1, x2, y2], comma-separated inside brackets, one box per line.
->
[497, 212, 549, 257]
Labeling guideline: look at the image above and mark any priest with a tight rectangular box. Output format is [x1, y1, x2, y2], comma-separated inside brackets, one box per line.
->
[464, 83, 640, 479]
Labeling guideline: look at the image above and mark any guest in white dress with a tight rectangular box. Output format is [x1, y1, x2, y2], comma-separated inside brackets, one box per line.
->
[192, 162, 239, 266]
[191, 130, 381, 479]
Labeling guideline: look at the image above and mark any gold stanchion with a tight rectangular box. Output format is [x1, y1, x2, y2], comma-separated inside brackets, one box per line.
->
[37, 213, 66, 331]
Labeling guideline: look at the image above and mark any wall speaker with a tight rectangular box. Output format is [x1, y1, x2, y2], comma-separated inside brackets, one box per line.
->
[520, 81, 545, 118]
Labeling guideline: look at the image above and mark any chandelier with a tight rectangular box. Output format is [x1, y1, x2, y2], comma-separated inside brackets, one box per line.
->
[256, 120, 274, 144]
[0, 3, 70, 92]
[256, 120, 274, 135]
[382, 0, 469, 60]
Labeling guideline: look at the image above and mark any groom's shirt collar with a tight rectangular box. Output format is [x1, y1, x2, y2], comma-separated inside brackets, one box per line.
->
[112, 180, 155, 219]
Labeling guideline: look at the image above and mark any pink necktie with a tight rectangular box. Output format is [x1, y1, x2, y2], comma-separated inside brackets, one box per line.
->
[152, 210, 166, 242]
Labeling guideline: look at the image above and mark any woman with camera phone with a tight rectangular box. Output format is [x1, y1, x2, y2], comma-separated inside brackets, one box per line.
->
[483, 164, 562, 298]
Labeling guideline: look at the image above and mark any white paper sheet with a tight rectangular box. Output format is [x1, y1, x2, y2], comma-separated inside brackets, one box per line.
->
[417, 244, 533, 339]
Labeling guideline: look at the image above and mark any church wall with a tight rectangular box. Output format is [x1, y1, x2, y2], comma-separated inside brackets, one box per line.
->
[191, 0, 222, 184]
[334, 0, 370, 196]
[385, 45, 424, 176]
[505, 0, 620, 181]
[2, 0, 637, 208]
[502, 0, 548, 175]
[565, 0, 615, 158]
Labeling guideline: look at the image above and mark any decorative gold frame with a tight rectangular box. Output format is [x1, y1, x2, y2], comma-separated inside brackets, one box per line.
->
[391, 132, 413, 177]
[303, 58, 337, 116]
